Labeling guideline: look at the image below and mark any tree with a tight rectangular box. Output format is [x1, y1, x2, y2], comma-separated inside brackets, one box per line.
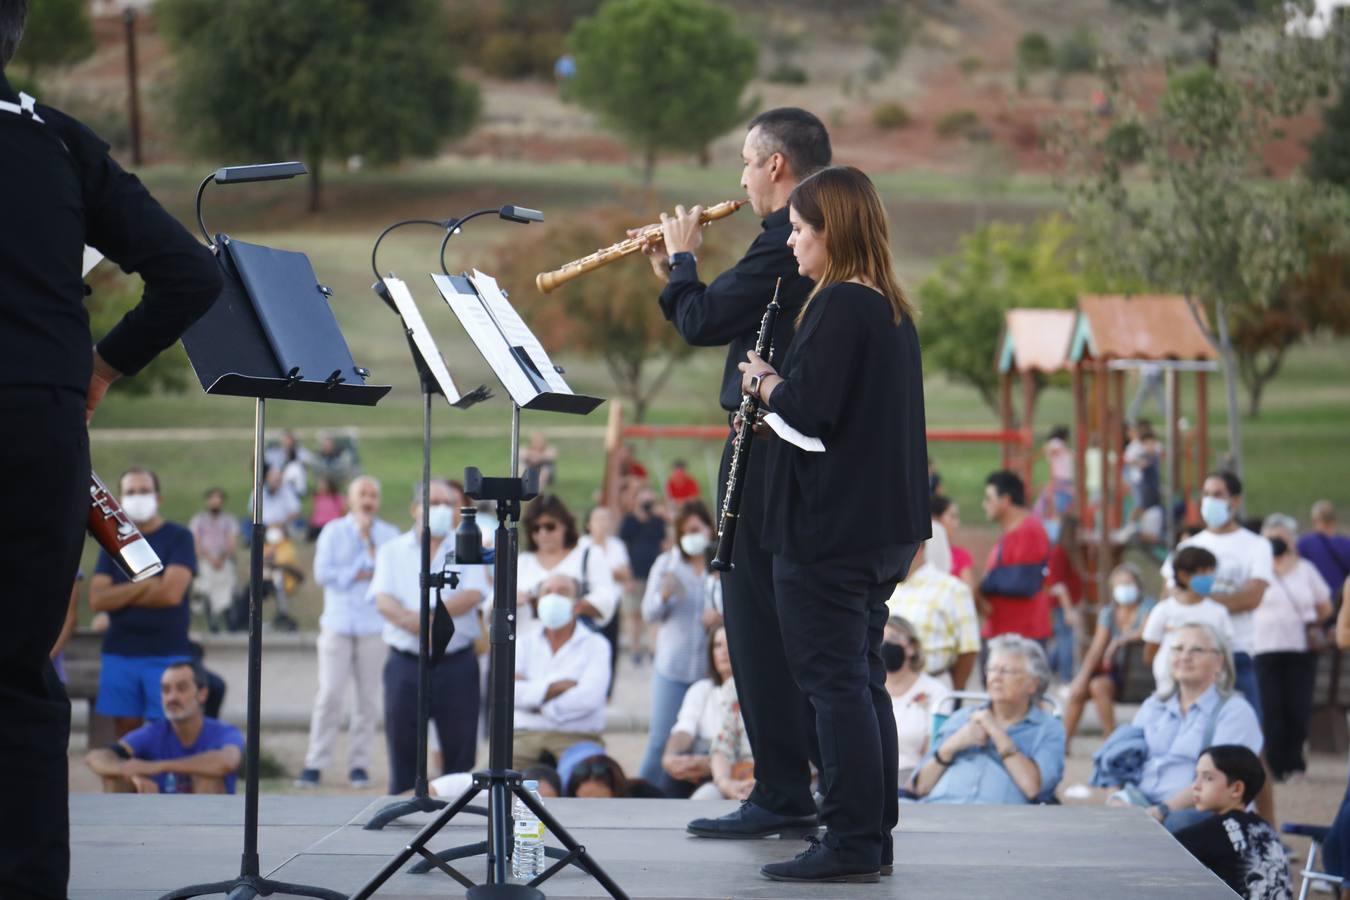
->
[10, 0, 94, 82]
[1109, 0, 1287, 65]
[569, 0, 758, 184]
[917, 216, 1131, 413]
[157, 0, 479, 212]
[1061, 17, 1346, 474]
[1306, 75, 1350, 186]
[86, 269, 190, 398]
[496, 206, 730, 422]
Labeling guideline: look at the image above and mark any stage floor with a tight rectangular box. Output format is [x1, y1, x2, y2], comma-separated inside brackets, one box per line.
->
[71, 794, 1237, 899]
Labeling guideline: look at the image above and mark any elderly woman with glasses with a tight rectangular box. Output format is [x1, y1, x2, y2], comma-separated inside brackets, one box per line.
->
[911, 634, 1065, 804]
[1121, 621, 1262, 831]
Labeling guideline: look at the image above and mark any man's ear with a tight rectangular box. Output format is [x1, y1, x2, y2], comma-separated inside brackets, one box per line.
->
[197, 686, 209, 707]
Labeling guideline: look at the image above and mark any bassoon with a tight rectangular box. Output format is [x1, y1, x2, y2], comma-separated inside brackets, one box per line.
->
[710, 277, 781, 572]
[88, 471, 163, 582]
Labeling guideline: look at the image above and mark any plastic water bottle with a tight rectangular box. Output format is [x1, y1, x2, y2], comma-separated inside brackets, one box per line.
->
[511, 780, 546, 881]
[163, 772, 178, 795]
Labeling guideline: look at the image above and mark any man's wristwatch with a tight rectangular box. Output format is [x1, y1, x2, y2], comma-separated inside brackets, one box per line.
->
[669, 251, 697, 269]
[747, 370, 774, 396]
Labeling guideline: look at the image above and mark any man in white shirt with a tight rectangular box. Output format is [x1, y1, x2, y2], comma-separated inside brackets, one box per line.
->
[514, 574, 613, 768]
[295, 476, 400, 789]
[1160, 471, 1273, 713]
[373, 478, 492, 794]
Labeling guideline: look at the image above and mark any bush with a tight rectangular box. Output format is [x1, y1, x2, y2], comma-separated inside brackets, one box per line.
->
[1016, 31, 1053, 72]
[959, 56, 982, 75]
[480, 33, 539, 79]
[767, 63, 809, 84]
[1056, 28, 1097, 74]
[872, 101, 912, 129]
[935, 109, 980, 139]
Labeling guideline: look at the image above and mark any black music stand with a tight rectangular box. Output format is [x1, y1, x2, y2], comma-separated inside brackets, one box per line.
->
[362, 274, 487, 831]
[163, 162, 389, 900]
[351, 271, 619, 899]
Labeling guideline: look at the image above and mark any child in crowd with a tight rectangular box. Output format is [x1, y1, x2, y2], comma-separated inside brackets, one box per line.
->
[1174, 745, 1292, 900]
[1143, 546, 1232, 692]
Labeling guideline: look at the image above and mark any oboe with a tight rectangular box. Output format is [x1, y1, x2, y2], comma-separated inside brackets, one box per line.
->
[710, 277, 781, 572]
[89, 471, 163, 582]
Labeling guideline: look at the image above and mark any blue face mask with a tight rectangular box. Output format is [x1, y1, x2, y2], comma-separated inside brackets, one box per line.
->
[1200, 496, 1231, 530]
[1187, 573, 1216, 597]
[1043, 519, 1061, 544]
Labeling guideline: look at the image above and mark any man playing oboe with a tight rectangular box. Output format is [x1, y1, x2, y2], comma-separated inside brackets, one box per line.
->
[639, 107, 830, 838]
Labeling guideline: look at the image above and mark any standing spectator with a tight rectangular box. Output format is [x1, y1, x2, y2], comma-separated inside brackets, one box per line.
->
[1044, 514, 1087, 684]
[1034, 426, 1074, 519]
[1064, 564, 1156, 750]
[89, 467, 198, 736]
[979, 470, 1053, 649]
[618, 487, 667, 659]
[295, 476, 400, 790]
[662, 625, 736, 798]
[1254, 513, 1332, 782]
[665, 459, 701, 506]
[373, 478, 490, 794]
[883, 617, 950, 783]
[931, 495, 976, 591]
[1161, 472, 1273, 715]
[578, 504, 634, 684]
[521, 432, 558, 492]
[1145, 546, 1233, 692]
[189, 488, 238, 633]
[1115, 421, 1164, 546]
[84, 661, 243, 794]
[638, 501, 714, 786]
[887, 541, 980, 689]
[306, 474, 346, 542]
[518, 494, 620, 628]
[252, 465, 302, 530]
[1298, 500, 1350, 610]
[314, 432, 359, 484]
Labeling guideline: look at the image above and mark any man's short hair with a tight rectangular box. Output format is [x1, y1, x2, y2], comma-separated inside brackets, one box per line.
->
[930, 494, 953, 519]
[1201, 744, 1265, 804]
[121, 465, 161, 493]
[204, 487, 225, 500]
[1206, 470, 1243, 497]
[0, 0, 27, 69]
[1173, 545, 1218, 578]
[746, 107, 831, 179]
[1312, 499, 1336, 525]
[164, 660, 209, 692]
[985, 469, 1026, 508]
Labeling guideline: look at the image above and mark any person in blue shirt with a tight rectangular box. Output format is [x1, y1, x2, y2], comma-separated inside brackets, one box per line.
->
[84, 660, 243, 794]
[912, 634, 1066, 805]
[295, 475, 400, 789]
[89, 467, 198, 736]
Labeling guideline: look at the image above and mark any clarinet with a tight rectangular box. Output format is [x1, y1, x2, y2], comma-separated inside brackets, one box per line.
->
[710, 277, 781, 572]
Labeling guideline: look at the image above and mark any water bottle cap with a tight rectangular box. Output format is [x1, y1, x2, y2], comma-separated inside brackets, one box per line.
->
[522, 779, 539, 791]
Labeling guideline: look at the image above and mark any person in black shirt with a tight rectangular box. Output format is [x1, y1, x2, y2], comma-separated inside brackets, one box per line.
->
[643, 108, 831, 839]
[1175, 745, 1293, 900]
[740, 166, 930, 883]
[0, 4, 221, 896]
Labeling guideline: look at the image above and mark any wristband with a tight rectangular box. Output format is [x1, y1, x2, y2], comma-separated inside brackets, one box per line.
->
[999, 745, 1018, 761]
[934, 748, 953, 767]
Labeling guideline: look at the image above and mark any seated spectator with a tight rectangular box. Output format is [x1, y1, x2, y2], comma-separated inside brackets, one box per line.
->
[84, 661, 243, 794]
[1144, 546, 1232, 694]
[662, 626, 739, 799]
[523, 764, 564, 799]
[566, 754, 631, 798]
[1112, 622, 1262, 833]
[1174, 745, 1293, 900]
[1064, 563, 1156, 751]
[513, 576, 613, 769]
[884, 616, 950, 784]
[252, 465, 302, 530]
[887, 540, 980, 689]
[518, 494, 620, 628]
[930, 495, 975, 591]
[314, 431, 359, 483]
[261, 525, 303, 630]
[1114, 421, 1164, 546]
[522, 431, 558, 491]
[306, 474, 346, 542]
[694, 666, 755, 802]
[911, 635, 1065, 804]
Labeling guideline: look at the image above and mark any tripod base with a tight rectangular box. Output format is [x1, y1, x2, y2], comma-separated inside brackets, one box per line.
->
[408, 841, 571, 874]
[159, 872, 346, 900]
[363, 793, 445, 831]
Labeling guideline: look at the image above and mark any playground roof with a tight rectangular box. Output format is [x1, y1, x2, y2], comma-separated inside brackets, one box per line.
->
[997, 309, 1075, 374]
[1069, 295, 1219, 363]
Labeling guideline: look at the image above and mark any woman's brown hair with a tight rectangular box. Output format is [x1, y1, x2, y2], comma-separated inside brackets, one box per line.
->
[521, 493, 580, 552]
[787, 165, 912, 326]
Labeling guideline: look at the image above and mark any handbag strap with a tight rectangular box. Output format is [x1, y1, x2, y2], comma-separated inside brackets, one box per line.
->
[1201, 694, 1230, 750]
[1318, 534, 1350, 581]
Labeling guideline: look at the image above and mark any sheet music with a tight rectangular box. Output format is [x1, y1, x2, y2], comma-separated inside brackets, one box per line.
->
[763, 413, 826, 453]
[83, 246, 104, 277]
[468, 269, 573, 396]
[433, 273, 538, 407]
[382, 276, 461, 404]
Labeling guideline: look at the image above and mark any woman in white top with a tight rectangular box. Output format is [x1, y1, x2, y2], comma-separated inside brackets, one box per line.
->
[1254, 513, 1333, 781]
[637, 500, 715, 786]
[577, 506, 633, 590]
[661, 625, 741, 798]
[884, 616, 950, 781]
[516, 494, 620, 628]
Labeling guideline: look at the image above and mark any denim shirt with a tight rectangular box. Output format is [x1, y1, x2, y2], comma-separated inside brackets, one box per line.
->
[1132, 685, 1263, 804]
[919, 704, 1066, 805]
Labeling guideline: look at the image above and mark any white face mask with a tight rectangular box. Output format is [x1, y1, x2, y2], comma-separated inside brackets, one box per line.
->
[679, 531, 710, 557]
[427, 503, 453, 538]
[121, 494, 158, 524]
[1112, 584, 1140, 606]
[536, 592, 575, 630]
[1200, 496, 1231, 529]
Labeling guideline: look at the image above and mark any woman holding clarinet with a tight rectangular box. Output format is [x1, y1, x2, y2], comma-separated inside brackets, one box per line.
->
[738, 165, 930, 884]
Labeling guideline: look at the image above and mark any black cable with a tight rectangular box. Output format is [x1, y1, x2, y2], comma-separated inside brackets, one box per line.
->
[370, 218, 452, 284]
[438, 209, 502, 276]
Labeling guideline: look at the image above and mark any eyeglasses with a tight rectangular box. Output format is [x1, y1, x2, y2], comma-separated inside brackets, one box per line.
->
[1169, 645, 1220, 659]
[986, 666, 1028, 678]
[530, 521, 559, 534]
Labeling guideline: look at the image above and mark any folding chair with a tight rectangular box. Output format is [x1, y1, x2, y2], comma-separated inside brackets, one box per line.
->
[1283, 823, 1344, 900]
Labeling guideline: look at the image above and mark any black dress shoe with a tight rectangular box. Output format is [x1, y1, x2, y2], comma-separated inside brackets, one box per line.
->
[761, 837, 881, 884]
[881, 831, 893, 876]
[686, 801, 818, 840]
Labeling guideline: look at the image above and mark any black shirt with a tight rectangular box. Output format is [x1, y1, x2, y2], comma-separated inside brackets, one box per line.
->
[619, 512, 666, 580]
[0, 71, 221, 394]
[658, 206, 810, 412]
[762, 282, 931, 563]
[1175, 810, 1292, 900]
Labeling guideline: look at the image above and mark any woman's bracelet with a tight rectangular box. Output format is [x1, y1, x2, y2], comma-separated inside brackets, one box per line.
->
[934, 747, 953, 767]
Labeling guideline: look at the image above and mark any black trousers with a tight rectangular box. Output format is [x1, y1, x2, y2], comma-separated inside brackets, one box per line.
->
[1255, 651, 1317, 779]
[0, 388, 88, 899]
[383, 646, 480, 794]
[774, 542, 917, 864]
[718, 435, 819, 817]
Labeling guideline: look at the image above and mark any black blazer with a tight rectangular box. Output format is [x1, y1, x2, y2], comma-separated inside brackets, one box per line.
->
[761, 282, 931, 563]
